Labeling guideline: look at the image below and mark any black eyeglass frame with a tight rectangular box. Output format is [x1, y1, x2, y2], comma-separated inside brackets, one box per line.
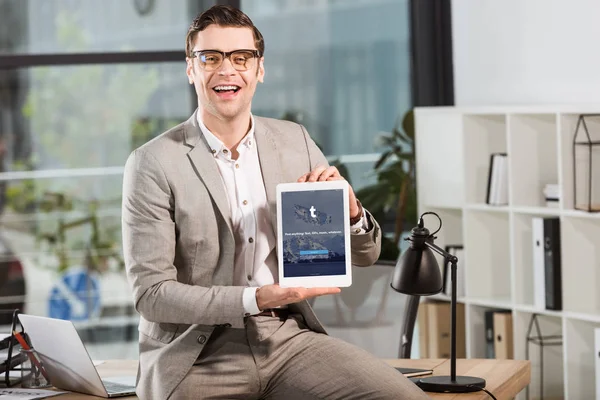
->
[189, 49, 261, 70]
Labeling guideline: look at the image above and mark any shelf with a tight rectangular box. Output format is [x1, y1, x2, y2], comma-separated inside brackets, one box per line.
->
[513, 311, 564, 400]
[463, 210, 511, 301]
[465, 305, 488, 359]
[564, 318, 600, 399]
[464, 203, 509, 213]
[463, 114, 507, 204]
[508, 114, 559, 208]
[420, 204, 463, 212]
[559, 114, 600, 211]
[560, 216, 600, 315]
[416, 106, 600, 400]
[427, 293, 467, 304]
[513, 304, 564, 319]
[466, 297, 513, 310]
[510, 206, 561, 216]
[560, 209, 600, 219]
[466, 304, 513, 359]
[563, 311, 600, 324]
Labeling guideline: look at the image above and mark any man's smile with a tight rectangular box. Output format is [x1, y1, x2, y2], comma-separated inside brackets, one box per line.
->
[211, 84, 241, 100]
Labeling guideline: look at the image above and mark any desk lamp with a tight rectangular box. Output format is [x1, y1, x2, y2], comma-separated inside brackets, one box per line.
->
[391, 211, 486, 393]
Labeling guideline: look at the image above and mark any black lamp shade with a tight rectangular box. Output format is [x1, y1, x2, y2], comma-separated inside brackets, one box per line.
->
[391, 246, 443, 296]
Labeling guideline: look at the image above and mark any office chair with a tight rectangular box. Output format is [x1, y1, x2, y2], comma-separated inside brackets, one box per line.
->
[398, 294, 420, 358]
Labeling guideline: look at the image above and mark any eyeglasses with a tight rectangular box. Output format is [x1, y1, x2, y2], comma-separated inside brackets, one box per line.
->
[189, 49, 261, 71]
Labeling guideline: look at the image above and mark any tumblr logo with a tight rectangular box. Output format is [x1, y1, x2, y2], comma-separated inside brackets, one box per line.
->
[309, 206, 317, 218]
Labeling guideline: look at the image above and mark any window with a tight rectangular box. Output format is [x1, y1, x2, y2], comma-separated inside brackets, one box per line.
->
[243, 0, 412, 162]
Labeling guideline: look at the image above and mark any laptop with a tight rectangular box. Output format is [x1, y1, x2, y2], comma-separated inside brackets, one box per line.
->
[17, 314, 136, 398]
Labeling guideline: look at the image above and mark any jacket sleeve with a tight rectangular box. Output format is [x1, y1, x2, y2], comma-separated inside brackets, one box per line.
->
[122, 149, 247, 328]
[299, 124, 382, 267]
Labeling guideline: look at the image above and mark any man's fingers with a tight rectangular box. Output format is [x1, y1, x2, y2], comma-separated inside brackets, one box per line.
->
[317, 166, 341, 181]
[297, 172, 310, 182]
[298, 166, 343, 183]
[296, 287, 341, 298]
[307, 166, 328, 182]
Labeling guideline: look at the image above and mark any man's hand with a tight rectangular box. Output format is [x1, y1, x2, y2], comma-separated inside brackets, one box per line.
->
[256, 284, 341, 310]
[297, 166, 361, 220]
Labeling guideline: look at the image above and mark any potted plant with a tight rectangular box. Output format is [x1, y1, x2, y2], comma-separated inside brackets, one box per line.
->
[356, 109, 417, 262]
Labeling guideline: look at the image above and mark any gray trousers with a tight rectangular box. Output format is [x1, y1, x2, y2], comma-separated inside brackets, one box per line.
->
[168, 313, 430, 399]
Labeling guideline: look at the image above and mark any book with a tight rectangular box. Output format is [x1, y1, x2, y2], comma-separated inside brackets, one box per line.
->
[394, 367, 434, 378]
[486, 153, 508, 205]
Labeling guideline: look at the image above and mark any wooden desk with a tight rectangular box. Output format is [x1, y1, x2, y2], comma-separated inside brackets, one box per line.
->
[386, 358, 531, 399]
[53, 358, 530, 399]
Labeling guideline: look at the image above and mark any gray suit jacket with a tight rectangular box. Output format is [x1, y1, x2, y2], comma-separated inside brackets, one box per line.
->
[122, 111, 381, 400]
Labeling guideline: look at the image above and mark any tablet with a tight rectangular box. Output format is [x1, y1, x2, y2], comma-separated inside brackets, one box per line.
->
[276, 180, 352, 288]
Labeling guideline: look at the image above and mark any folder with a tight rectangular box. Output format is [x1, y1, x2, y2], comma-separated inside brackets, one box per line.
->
[493, 312, 513, 359]
[420, 302, 465, 359]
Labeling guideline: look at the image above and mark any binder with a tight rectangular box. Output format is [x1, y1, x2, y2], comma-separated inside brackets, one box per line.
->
[532, 217, 546, 309]
[543, 218, 562, 310]
[484, 310, 495, 359]
[493, 312, 513, 359]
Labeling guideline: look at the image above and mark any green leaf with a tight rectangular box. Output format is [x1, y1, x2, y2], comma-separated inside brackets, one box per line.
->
[402, 110, 415, 141]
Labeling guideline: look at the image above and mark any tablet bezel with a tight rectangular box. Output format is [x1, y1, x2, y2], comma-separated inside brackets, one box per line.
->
[276, 180, 352, 288]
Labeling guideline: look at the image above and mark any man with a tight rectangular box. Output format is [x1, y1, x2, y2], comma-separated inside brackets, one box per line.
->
[122, 5, 427, 400]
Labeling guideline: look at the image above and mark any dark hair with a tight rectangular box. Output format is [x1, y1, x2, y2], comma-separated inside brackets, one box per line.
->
[186, 5, 265, 58]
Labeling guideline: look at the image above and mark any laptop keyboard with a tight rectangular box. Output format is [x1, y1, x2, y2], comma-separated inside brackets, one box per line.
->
[102, 380, 136, 393]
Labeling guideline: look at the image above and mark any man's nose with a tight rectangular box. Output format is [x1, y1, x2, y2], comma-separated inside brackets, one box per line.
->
[217, 57, 236, 75]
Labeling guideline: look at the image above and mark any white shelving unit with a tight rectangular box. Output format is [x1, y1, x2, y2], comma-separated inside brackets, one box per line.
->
[414, 106, 600, 400]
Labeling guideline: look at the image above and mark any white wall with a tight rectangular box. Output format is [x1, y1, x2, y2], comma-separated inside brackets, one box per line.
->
[452, 0, 600, 105]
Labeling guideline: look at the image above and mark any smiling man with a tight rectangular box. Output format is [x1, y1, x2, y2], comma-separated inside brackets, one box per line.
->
[122, 5, 428, 400]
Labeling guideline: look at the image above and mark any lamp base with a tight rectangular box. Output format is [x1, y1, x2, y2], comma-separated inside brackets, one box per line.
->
[415, 375, 486, 393]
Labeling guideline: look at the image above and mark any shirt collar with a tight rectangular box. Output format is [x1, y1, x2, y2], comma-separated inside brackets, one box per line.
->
[197, 113, 255, 158]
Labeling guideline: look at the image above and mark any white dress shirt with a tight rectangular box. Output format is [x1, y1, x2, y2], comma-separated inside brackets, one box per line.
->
[197, 114, 368, 315]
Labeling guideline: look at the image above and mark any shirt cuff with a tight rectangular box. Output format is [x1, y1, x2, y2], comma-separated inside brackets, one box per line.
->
[243, 287, 261, 316]
[350, 208, 369, 234]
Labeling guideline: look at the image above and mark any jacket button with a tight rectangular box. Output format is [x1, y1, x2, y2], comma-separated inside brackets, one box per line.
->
[197, 335, 207, 344]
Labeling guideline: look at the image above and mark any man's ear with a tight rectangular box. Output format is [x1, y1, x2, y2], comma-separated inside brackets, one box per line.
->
[186, 58, 194, 84]
[257, 58, 265, 83]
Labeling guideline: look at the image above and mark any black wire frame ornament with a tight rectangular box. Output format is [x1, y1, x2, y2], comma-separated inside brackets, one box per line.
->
[525, 313, 563, 400]
[573, 114, 600, 212]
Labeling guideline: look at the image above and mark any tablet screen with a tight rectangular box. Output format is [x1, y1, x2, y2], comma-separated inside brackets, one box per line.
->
[280, 188, 346, 277]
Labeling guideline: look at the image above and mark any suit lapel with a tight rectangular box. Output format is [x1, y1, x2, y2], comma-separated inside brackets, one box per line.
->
[183, 111, 233, 234]
[255, 118, 283, 236]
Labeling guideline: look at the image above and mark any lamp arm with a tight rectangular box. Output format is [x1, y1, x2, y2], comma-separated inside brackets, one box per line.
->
[424, 240, 458, 264]
[425, 239, 459, 382]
